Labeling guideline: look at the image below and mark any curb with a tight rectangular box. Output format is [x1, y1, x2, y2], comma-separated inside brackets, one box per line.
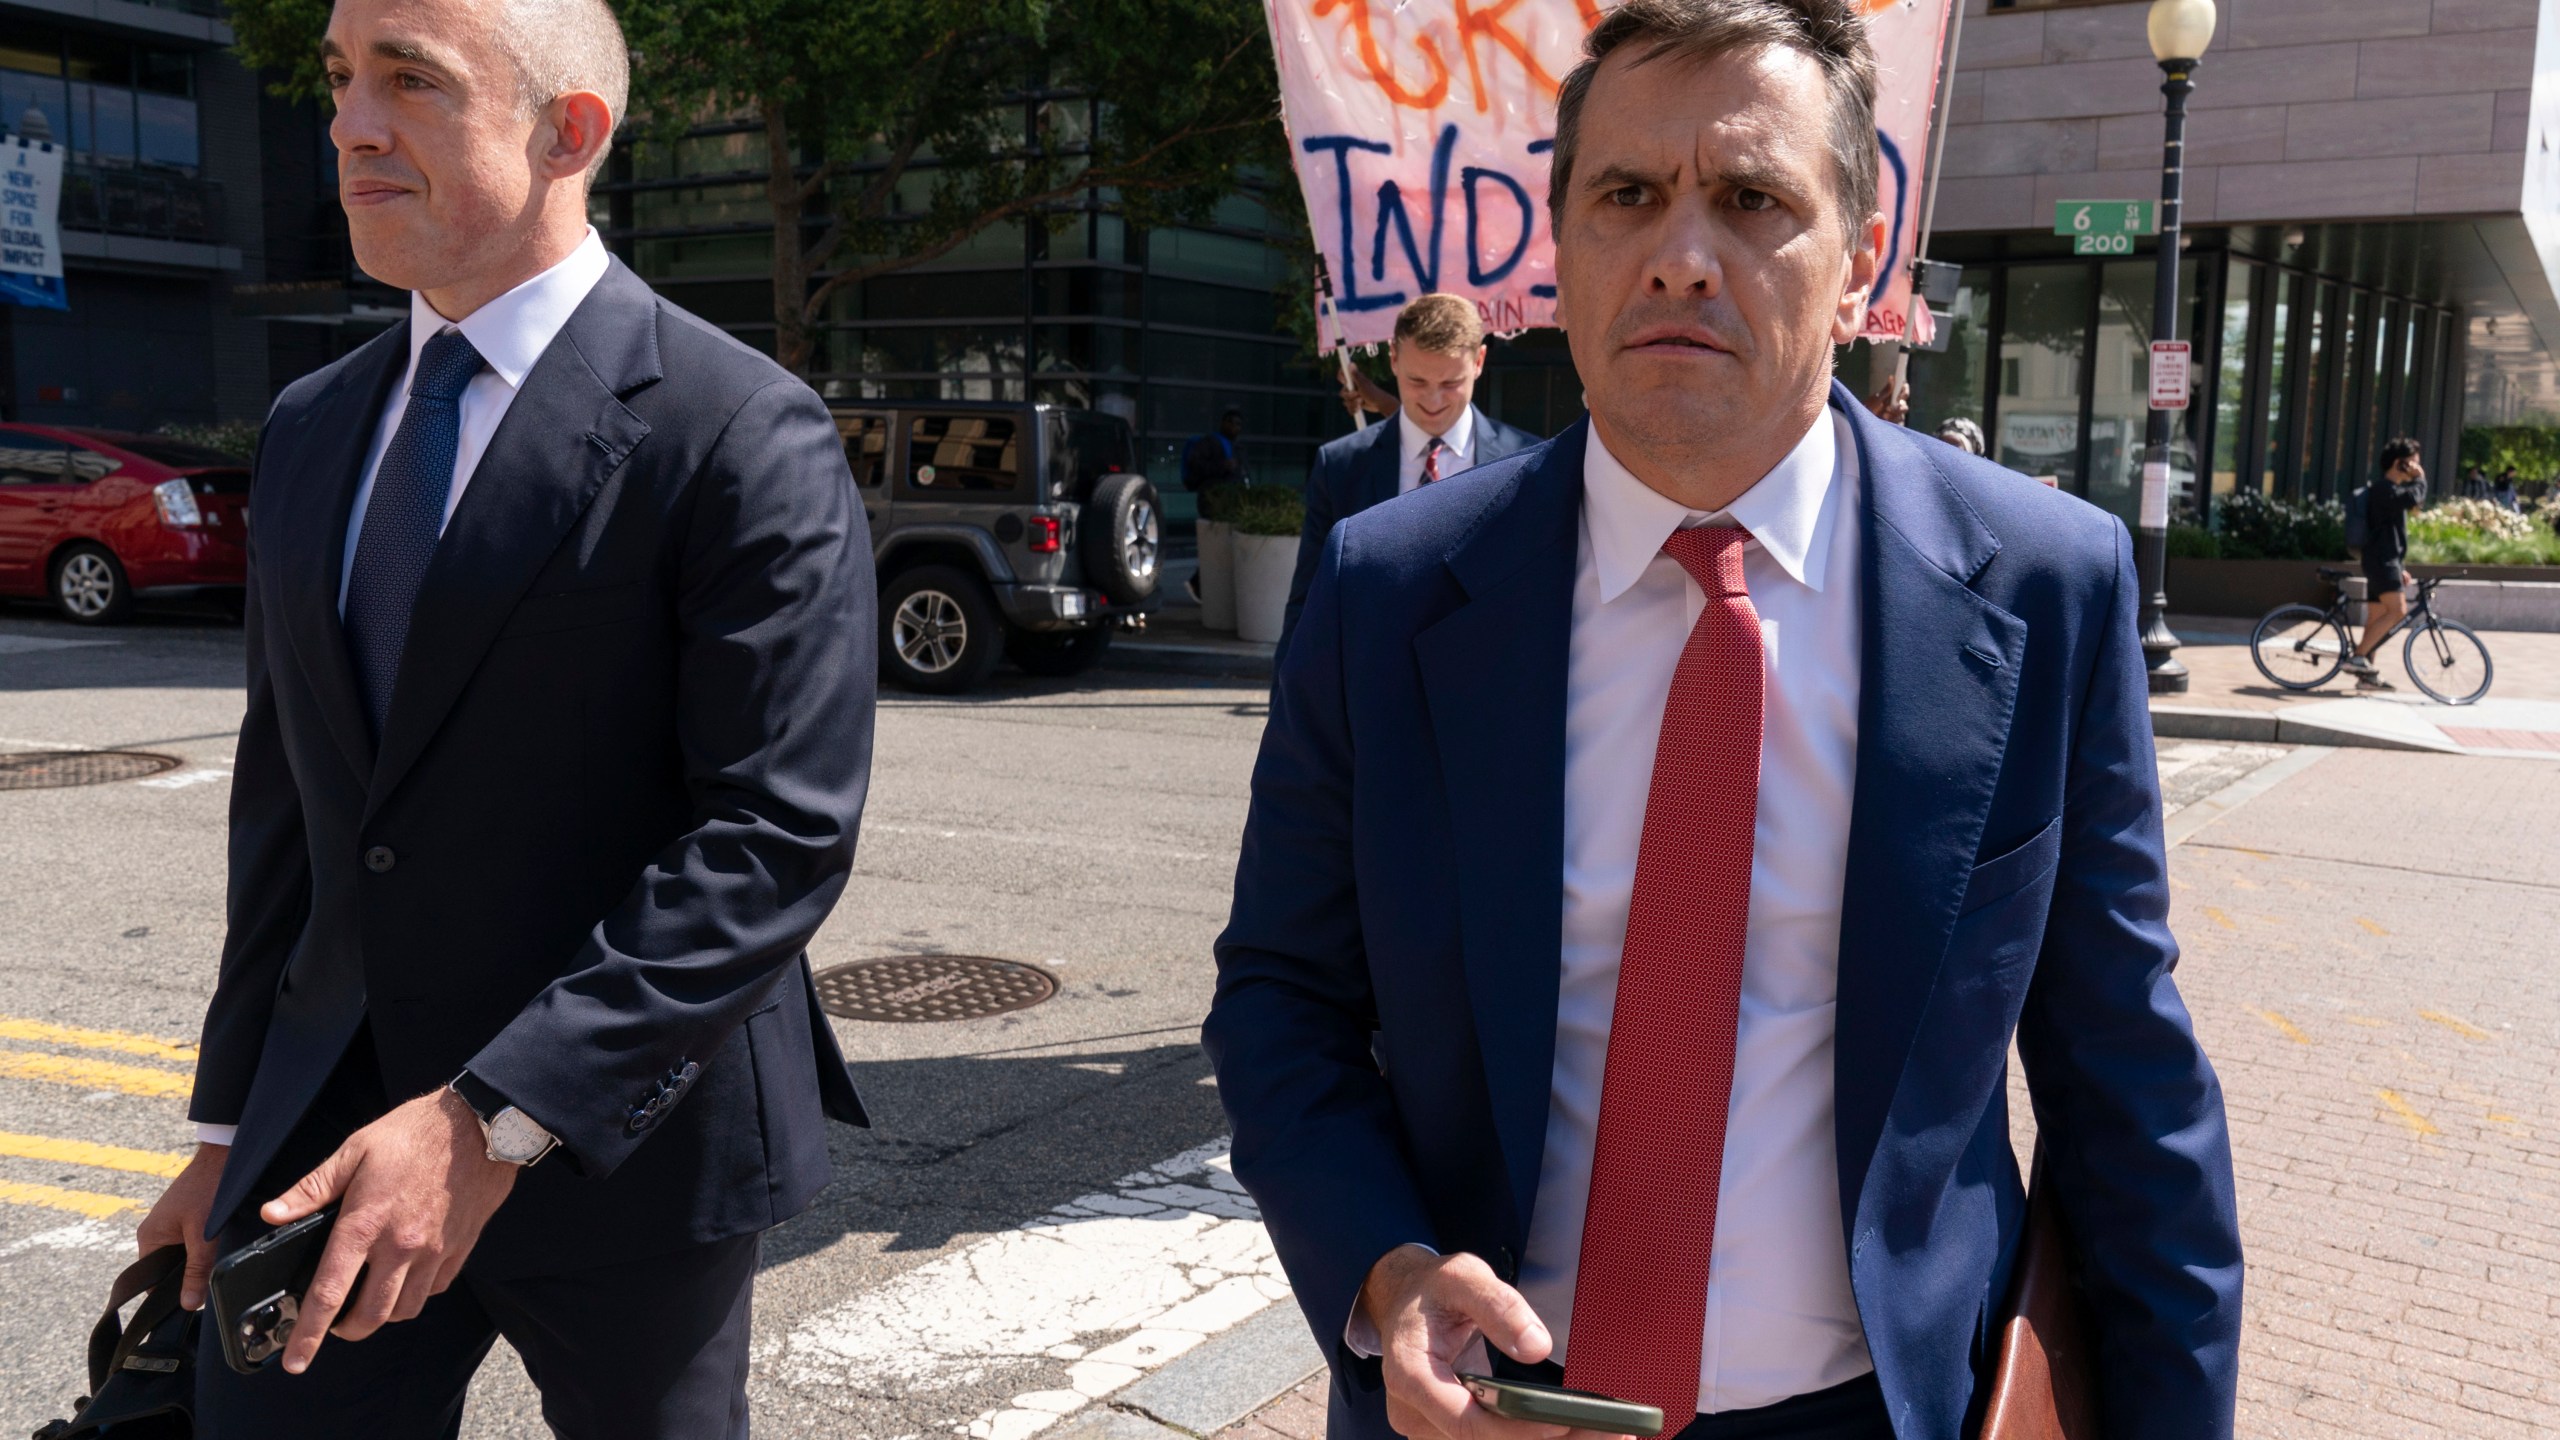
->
[2150, 704, 2456, 753]
[1107, 642, 1276, 682]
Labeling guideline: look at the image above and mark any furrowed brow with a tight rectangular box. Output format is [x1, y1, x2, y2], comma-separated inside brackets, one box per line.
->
[1583, 161, 1671, 195]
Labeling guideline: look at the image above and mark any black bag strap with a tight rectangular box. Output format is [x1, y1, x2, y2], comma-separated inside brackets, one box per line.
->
[86, 1247, 187, 1395]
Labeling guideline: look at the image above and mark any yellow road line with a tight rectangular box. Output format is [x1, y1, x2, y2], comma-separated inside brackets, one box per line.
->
[2376, 1089, 2439, 1137]
[0, 1017, 196, 1066]
[2353, 917, 2389, 937]
[2419, 1010, 2493, 1041]
[0, 1179, 140, 1219]
[0, 1131, 189, 1178]
[0, 1050, 195, 1099]
[2203, 906, 2237, 931]
[2342, 1015, 2385, 1028]
[2251, 1009, 2311, 1045]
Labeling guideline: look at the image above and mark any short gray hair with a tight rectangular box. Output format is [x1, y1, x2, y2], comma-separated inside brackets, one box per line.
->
[494, 0, 629, 170]
[1549, 0, 1879, 243]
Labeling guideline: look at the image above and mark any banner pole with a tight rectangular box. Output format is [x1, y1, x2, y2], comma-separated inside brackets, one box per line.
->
[1314, 255, 1369, 432]
[1905, 0, 1968, 360]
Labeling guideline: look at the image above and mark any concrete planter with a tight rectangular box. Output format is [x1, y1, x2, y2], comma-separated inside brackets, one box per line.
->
[2342, 573, 2560, 632]
[1232, 531, 1301, 645]
[1195, 519, 1237, 631]
[2164, 558, 2333, 618]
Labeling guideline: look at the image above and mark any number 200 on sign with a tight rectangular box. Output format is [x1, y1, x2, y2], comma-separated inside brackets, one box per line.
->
[2074, 232, 2135, 255]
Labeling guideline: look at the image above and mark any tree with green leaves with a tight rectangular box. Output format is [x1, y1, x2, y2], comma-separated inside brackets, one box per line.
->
[228, 0, 1283, 377]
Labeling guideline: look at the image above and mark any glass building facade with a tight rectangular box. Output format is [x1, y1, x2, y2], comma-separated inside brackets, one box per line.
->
[596, 105, 1357, 504]
[1895, 230, 2462, 535]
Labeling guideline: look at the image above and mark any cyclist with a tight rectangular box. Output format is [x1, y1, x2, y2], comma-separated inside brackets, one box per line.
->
[2348, 436, 2427, 688]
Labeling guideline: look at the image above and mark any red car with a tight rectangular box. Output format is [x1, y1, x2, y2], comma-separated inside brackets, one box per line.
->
[0, 424, 250, 624]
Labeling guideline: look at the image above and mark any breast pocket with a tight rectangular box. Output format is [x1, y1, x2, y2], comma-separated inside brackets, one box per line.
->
[1960, 815, 2063, 917]
[495, 581, 655, 639]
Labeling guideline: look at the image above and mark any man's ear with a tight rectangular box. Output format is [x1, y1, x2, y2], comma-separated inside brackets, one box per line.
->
[542, 89, 614, 185]
[1833, 209, 1887, 344]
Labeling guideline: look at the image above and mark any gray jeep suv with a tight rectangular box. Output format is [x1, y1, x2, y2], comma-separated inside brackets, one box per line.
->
[835, 399, 1161, 692]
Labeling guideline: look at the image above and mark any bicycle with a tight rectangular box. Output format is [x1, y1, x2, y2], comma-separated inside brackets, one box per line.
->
[2248, 568, 2494, 705]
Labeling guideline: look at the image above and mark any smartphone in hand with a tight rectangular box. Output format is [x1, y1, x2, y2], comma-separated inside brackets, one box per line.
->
[1456, 1372, 1667, 1437]
[206, 1205, 353, 1374]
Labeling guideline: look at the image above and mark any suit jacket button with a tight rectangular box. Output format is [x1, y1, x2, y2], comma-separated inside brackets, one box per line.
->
[363, 846, 397, 874]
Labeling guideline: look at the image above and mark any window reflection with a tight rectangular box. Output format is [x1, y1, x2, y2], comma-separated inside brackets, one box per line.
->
[1996, 265, 2091, 491]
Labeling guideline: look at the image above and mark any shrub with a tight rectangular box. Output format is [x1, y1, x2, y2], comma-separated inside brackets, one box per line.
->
[2407, 515, 2560, 566]
[1230, 484, 1306, 538]
[1196, 482, 1247, 524]
[2426, 497, 2538, 541]
[2166, 523, 2221, 560]
[2213, 489, 2347, 561]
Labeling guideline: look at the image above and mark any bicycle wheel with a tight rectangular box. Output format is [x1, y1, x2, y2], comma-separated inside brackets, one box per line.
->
[2404, 618, 2493, 705]
[2250, 604, 2348, 691]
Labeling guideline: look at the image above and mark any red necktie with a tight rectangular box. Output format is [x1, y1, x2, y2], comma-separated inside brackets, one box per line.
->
[1421, 435, 1444, 484]
[1562, 524, 1763, 1422]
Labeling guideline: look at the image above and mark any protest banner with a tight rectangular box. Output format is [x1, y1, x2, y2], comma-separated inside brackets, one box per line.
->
[1, 133, 68, 312]
[1262, 0, 1956, 350]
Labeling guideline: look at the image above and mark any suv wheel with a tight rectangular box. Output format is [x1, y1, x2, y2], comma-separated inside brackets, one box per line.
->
[881, 565, 1004, 693]
[1009, 625, 1111, 678]
[52, 544, 134, 626]
[1080, 473, 1161, 604]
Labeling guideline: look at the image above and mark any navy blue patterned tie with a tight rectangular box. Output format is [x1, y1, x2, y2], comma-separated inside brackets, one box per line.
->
[345, 327, 483, 739]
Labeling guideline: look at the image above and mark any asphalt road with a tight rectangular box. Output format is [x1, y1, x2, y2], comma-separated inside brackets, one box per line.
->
[0, 604, 1269, 1437]
[0, 599, 2364, 1440]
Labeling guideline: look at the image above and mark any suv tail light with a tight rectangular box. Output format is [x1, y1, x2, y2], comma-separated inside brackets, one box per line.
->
[1027, 515, 1062, 553]
[153, 478, 203, 528]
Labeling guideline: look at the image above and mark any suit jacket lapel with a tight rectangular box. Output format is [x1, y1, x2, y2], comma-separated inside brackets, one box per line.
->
[1359, 420, 1402, 512]
[1412, 425, 1583, 1231]
[276, 324, 410, 784]
[1828, 386, 2027, 1242]
[365, 260, 660, 818]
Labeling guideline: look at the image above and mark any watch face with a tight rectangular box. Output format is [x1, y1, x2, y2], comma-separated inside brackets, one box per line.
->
[487, 1108, 552, 1164]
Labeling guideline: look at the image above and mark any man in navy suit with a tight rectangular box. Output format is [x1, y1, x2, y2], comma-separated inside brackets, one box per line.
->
[1279, 294, 1540, 658]
[134, 0, 871, 1430]
[1205, 3, 2242, 1439]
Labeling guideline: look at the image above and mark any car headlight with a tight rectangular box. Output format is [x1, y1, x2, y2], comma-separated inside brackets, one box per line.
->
[153, 478, 202, 528]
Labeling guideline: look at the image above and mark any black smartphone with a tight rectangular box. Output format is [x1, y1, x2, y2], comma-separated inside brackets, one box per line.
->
[206, 1205, 350, 1375]
[1456, 1372, 1667, 1437]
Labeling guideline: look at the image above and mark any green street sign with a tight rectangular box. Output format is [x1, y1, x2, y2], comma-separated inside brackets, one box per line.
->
[2074, 232, 2138, 255]
[2054, 200, 2158, 239]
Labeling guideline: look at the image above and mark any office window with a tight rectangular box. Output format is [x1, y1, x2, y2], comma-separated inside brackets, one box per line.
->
[2211, 261, 2255, 507]
[2261, 273, 2296, 494]
[1907, 267, 1994, 443]
[1995, 265, 2091, 491]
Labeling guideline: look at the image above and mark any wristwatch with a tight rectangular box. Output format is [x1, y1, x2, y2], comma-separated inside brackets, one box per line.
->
[447, 1071, 559, 1167]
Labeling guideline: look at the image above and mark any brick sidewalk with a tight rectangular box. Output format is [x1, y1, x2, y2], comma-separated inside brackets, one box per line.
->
[1216, 748, 2560, 1439]
[2162, 617, 2560, 713]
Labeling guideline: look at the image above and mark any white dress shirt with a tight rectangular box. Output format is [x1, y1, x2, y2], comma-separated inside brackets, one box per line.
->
[1518, 405, 1872, 1414]
[1395, 404, 1477, 495]
[337, 227, 612, 613]
[194, 230, 611, 1150]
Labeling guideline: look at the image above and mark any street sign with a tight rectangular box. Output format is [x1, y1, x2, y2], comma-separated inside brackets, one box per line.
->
[2149, 340, 2192, 411]
[2055, 200, 2157, 237]
[2056, 199, 2158, 253]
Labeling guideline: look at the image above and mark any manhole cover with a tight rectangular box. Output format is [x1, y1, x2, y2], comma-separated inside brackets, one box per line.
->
[813, 955, 1059, 1023]
[0, 751, 183, 790]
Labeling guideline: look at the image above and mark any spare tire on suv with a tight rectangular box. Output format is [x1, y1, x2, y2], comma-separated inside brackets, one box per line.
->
[1080, 472, 1161, 605]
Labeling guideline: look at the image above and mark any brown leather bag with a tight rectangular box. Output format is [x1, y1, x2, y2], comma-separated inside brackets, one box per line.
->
[1977, 1145, 2100, 1440]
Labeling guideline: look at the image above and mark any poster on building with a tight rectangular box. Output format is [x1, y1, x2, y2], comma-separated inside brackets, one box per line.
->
[1, 133, 69, 311]
[1264, 0, 1955, 349]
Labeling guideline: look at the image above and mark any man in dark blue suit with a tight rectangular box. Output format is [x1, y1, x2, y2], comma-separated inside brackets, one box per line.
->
[1279, 294, 1540, 658]
[1205, 4, 2241, 1440]
[135, 0, 871, 1431]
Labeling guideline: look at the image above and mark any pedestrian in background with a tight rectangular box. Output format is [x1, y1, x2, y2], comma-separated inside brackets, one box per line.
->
[1279, 294, 1540, 657]
[1184, 406, 1250, 492]
[136, 0, 874, 1429]
[2493, 468, 2522, 511]
[1208, 3, 2241, 1438]
[1935, 416, 1983, 455]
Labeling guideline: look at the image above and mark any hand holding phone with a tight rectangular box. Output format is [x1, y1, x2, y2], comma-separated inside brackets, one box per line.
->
[206, 1205, 350, 1374]
[1359, 1246, 1642, 1440]
[1456, 1374, 1665, 1439]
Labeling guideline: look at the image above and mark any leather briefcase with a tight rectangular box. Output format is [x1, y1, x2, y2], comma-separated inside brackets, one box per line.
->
[1978, 1144, 2099, 1440]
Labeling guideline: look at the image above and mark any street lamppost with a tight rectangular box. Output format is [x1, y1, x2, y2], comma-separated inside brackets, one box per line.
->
[2137, 0, 2215, 695]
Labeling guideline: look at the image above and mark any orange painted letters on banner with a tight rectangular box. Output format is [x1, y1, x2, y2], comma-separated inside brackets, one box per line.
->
[1265, 0, 1955, 348]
